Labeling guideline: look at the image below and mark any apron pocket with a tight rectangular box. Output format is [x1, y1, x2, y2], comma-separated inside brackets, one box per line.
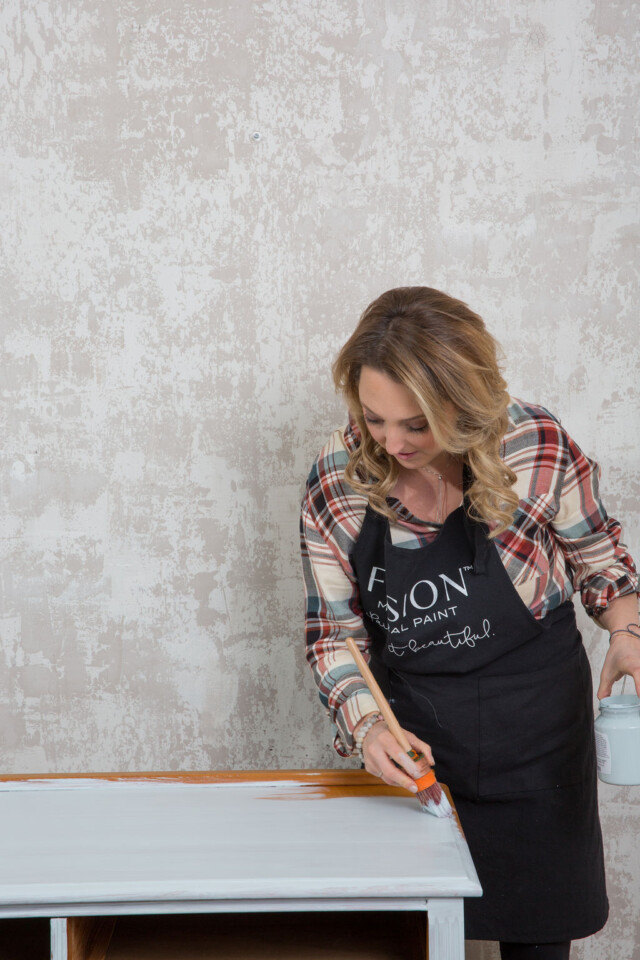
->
[478, 647, 593, 797]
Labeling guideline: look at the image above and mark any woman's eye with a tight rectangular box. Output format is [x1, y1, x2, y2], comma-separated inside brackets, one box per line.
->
[363, 415, 428, 433]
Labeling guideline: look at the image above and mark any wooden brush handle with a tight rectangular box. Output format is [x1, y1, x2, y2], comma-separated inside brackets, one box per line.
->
[345, 637, 412, 754]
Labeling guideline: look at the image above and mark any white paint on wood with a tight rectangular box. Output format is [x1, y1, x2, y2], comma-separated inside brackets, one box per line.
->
[0, 778, 311, 792]
[50, 917, 67, 960]
[426, 899, 465, 960]
[0, 780, 481, 908]
[1, 778, 481, 960]
[6, 898, 430, 919]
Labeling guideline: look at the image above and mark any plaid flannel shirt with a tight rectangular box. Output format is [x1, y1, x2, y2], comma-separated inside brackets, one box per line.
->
[300, 398, 639, 757]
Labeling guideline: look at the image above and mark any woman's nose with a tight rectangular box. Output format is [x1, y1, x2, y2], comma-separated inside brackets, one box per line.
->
[384, 427, 405, 455]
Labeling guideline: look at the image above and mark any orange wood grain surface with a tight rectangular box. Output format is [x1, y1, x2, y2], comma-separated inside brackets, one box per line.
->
[67, 916, 117, 960]
[0, 768, 400, 788]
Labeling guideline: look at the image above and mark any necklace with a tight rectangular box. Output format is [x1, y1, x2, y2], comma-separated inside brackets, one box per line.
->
[420, 467, 447, 524]
[393, 461, 462, 525]
[419, 461, 463, 525]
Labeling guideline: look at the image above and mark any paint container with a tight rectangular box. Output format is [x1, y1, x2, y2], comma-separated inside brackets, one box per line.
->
[595, 695, 640, 785]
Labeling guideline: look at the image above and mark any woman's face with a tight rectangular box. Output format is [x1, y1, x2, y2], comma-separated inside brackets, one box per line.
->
[358, 366, 449, 472]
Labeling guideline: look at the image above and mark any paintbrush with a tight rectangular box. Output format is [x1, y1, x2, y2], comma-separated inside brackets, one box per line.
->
[346, 637, 453, 818]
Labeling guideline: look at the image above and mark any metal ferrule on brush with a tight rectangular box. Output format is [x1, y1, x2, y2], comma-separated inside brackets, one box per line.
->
[409, 752, 437, 792]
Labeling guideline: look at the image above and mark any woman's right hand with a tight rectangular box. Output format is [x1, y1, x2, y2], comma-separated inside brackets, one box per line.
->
[361, 720, 435, 794]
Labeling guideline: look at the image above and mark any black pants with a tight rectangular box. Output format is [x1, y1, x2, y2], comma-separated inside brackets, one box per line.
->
[500, 943, 571, 960]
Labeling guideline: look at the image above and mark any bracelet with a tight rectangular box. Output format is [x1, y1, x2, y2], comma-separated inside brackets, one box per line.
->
[609, 624, 640, 643]
[353, 712, 384, 760]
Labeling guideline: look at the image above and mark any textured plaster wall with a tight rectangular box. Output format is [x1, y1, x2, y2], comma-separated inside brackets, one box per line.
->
[1, 1, 638, 956]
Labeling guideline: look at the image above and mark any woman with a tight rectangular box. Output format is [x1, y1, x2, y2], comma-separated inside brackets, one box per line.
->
[300, 287, 640, 960]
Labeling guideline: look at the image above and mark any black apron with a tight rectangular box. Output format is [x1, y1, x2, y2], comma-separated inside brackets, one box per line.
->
[350, 501, 608, 943]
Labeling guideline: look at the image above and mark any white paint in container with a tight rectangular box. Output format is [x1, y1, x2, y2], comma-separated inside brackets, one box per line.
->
[595, 695, 640, 785]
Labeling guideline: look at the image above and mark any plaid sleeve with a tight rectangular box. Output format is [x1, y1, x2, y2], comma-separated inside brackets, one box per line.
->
[300, 432, 379, 756]
[550, 428, 639, 618]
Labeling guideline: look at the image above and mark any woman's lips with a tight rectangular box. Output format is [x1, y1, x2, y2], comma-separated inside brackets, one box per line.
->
[396, 451, 417, 460]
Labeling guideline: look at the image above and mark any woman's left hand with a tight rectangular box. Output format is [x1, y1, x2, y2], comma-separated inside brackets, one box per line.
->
[597, 631, 640, 699]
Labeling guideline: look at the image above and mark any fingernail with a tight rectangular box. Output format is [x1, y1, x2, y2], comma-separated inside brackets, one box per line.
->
[409, 783, 418, 793]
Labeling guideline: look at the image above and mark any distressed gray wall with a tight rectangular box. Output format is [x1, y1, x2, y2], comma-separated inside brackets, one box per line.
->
[1, 1, 638, 957]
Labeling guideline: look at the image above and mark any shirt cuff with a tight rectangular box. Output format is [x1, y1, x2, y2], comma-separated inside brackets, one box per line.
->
[583, 580, 640, 619]
[333, 691, 380, 756]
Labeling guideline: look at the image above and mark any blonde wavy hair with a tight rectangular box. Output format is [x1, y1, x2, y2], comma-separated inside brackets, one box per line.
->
[333, 287, 518, 537]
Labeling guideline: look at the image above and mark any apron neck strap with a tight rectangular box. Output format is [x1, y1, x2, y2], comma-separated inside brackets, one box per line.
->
[462, 464, 491, 575]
